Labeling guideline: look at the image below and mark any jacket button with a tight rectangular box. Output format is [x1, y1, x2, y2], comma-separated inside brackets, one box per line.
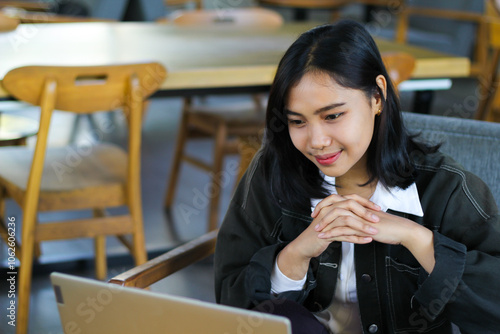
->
[368, 324, 378, 333]
[361, 274, 372, 282]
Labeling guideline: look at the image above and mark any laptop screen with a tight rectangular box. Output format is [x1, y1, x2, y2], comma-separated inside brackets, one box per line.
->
[50, 272, 291, 334]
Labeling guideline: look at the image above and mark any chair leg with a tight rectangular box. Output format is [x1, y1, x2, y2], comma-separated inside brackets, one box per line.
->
[93, 209, 107, 280]
[164, 101, 190, 210]
[131, 214, 147, 267]
[128, 192, 147, 266]
[207, 122, 228, 232]
[34, 231, 42, 259]
[95, 236, 107, 280]
[236, 135, 261, 183]
[17, 207, 38, 334]
[476, 50, 499, 120]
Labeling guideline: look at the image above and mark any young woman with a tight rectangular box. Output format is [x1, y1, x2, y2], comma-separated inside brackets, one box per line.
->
[214, 20, 500, 334]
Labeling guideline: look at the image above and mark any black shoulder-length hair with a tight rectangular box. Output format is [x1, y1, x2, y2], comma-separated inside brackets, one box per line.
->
[261, 19, 436, 211]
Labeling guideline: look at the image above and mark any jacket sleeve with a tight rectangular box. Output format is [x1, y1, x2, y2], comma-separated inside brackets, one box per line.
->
[214, 157, 314, 309]
[414, 169, 500, 333]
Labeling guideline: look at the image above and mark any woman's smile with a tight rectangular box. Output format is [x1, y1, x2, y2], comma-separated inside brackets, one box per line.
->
[314, 151, 342, 166]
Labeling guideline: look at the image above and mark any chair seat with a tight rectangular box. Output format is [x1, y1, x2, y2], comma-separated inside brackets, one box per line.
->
[0, 143, 127, 211]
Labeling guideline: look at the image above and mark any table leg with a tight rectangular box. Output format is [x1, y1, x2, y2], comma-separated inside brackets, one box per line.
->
[412, 90, 434, 114]
[292, 7, 307, 21]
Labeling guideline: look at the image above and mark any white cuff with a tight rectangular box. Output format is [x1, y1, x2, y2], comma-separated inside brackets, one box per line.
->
[270, 258, 307, 294]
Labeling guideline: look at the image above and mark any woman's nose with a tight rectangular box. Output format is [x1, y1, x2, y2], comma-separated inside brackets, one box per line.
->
[309, 124, 331, 150]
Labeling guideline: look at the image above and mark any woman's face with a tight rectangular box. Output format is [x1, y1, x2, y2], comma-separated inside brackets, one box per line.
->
[286, 71, 385, 182]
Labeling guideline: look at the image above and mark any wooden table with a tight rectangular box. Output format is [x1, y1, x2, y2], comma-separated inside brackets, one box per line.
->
[0, 22, 470, 99]
[0, 112, 38, 145]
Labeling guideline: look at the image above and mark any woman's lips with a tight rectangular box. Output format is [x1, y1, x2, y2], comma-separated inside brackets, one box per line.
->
[315, 151, 342, 166]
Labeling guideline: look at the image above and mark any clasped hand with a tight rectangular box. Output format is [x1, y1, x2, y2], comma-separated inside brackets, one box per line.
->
[292, 194, 418, 260]
[279, 193, 435, 279]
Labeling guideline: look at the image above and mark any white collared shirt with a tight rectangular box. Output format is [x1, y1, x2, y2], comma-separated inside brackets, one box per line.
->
[271, 176, 424, 333]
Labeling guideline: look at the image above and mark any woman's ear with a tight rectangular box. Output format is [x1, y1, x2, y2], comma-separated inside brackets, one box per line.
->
[372, 74, 387, 112]
[376, 74, 387, 100]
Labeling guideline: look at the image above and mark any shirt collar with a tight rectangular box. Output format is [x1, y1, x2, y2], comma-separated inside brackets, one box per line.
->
[312, 175, 424, 217]
[371, 182, 424, 217]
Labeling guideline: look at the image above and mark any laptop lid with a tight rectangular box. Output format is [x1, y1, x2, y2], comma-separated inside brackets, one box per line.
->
[50, 272, 292, 334]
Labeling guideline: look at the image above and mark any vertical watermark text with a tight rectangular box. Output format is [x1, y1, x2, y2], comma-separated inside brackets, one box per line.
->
[6, 216, 17, 328]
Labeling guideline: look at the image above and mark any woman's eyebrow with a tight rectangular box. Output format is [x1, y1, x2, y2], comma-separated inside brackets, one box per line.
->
[286, 102, 346, 116]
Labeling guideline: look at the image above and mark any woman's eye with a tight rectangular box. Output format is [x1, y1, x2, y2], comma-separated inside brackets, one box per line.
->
[288, 119, 304, 126]
[325, 113, 343, 120]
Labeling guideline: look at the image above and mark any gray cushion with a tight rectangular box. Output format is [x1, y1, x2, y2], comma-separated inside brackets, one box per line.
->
[402, 112, 500, 208]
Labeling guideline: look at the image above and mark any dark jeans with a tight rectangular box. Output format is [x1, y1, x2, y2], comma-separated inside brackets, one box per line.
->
[253, 299, 329, 334]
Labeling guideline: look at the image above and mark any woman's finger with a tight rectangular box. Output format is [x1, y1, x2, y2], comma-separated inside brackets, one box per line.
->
[320, 234, 374, 244]
[343, 194, 381, 211]
[311, 193, 380, 219]
[313, 198, 380, 232]
[316, 210, 378, 235]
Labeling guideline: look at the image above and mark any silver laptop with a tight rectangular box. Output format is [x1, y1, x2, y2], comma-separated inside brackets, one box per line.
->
[50, 272, 291, 334]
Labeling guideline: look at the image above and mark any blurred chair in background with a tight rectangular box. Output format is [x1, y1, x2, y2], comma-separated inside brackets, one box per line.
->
[162, 7, 283, 232]
[0, 62, 166, 334]
[476, 0, 500, 122]
[387, 0, 486, 78]
[257, 0, 353, 21]
[369, 0, 485, 114]
[0, 10, 19, 30]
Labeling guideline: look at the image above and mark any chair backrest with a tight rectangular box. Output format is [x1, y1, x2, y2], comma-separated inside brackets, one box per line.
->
[168, 7, 283, 28]
[402, 112, 500, 208]
[381, 52, 415, 88]
[2, 63, 166, 113]
[0, 11, 19, 31]
[475, 0, 500, 121]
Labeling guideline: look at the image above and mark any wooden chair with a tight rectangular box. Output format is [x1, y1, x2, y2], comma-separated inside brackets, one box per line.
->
[163, 7, 283, 232]
[0, 63, 166, 334]
[381, 52, 416, 88]
[393, 0, 487, 78]
[167, 7, 284, 28]
[0, 10, 19, 30]
[476, 0, 500, 121]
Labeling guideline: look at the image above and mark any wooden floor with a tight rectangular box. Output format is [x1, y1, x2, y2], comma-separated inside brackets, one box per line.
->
[0, 78, 477, 334]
